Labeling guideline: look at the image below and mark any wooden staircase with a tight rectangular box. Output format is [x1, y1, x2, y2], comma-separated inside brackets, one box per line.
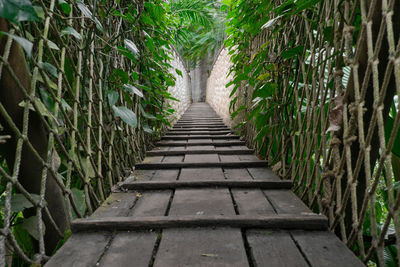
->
[46, 103, 364, 267]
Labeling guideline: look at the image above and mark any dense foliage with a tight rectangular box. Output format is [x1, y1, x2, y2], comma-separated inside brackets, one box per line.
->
[224, 0, 399, 265]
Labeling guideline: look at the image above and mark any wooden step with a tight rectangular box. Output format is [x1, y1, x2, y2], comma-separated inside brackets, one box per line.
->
[166, 131, 232, 135]
[118, 180, 293, 190]
[162, 135, 239, 140]
[156, 141, 246, 146]
[71, 214, 328, 232]
[170, 127, 230, 131]
[135, 161, 267, 169]
[146, 149, 254, 156]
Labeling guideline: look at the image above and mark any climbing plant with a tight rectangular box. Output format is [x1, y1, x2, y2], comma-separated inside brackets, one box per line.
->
[225, 0, 400, 265]
[0, 0, 186, 265]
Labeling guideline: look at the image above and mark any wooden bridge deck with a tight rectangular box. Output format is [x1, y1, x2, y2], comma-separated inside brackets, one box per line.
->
[46, 103, 364, 267]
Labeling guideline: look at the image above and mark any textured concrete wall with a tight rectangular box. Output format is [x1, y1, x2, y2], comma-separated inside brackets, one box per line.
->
[167, 49, 192, 123]
[206, 48, 234, 127]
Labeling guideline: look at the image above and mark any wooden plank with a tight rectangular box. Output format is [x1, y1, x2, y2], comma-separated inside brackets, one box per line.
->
[187, 138, 213, 143]
[246, 230, 308, 267]
[98, 231, 157, 267]
[169, 189, 235, 216]
[153, 228, 249, 267]
[264, 190, 312, 214]
[223, 168, 253, 180]
[170, 127, 229, 131]
[120, 180, 293, 190]
[232, 189, 275, 215]
[151, 169, 179, 181]
[128, 170, 156, 181]
[92, 193, 136, 217]
[128, 191, 172, 217]
[71, 214, 328, 232]
[179, 167, 225, 181]
[162, 135, 239, 140]
[161, 155, 183, 163]
[290, 230, 364, 267]
[184, 153, 219, 162]
[142, 156, 163, 163]
[146, 149, 254, 156]
[219, 155, 241, 162]
[135, 161, 267, 169]
[45, 233, 110, 267]
[247, 167, 280, 181]
[166, 131, 231, 135]
[186, 145, 215, 150]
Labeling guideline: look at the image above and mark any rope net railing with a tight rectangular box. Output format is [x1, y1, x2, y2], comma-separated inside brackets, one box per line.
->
[0, 0, 181, 265]
[225, 0, 400, 265]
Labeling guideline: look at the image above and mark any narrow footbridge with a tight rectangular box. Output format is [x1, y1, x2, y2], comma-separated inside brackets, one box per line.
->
[46, 103, 363, 266]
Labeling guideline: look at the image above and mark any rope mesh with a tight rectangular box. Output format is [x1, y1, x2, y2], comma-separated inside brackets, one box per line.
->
[229, 0, 400, 264]
[0, 0, 177, 264]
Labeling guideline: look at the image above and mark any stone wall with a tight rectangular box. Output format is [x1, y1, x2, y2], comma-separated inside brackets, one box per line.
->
[206, 48, 234, 127]
[167, 48, 192, 123]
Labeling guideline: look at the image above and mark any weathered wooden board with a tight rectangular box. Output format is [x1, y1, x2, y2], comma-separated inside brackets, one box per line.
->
[153, 228, 249, 267]
[120, 180, 292, 190]
[187, 138, 213, 143]
[151, 169, 179, 181]
[128, 190, 172, 217]
[264, 190, 312, 214]
[146, 149, 254, 156]
[246, 230, 308, 267]
[168, 189, 235, 216]
[232, 189, 275, 215]
[179, 167, 225, 180]
[163, 135, 238, 140]
[71, 215, 328, 232]
[135, 161, 268, 169]
[45, 233, 110, 267]
[223, 168, 253, 180]
[247, 167, 280, 181]
[92, 193, 136, 217]
[184, 153, 219, 162]
[98, 231, 157, 267]
[161, 155, 184, 163]
[219, 155, 241, 162]
[290, 230, 365, 267]
[142, 156, 164, 163]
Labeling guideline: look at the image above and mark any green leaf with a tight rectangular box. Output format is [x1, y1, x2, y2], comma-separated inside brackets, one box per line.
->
[61, 27, 82, 40]
[261, 15, 283, 30]
[143, 124, 153, 134]
[123, 84, 144, 98]
[280, 46, 304, 59]
[41, 62, 58, 78]
[175, 68, 183, 77]
[124, 39, 139, 57]
[0, 0, 39, 23]
[46, 40, 60, 50]
[76, 1, 103, 32]
[0, 193, 41, 213]
[112, 106, 137, 128]
[71, 188, 86, 218]
[254, 83, 277, 98]
[295, 0, 321, 12]
[58, 0, 71, 15]
[21, 216, 45, 240]
[107, 91, 119, 106]
[0, 31, 33, 57]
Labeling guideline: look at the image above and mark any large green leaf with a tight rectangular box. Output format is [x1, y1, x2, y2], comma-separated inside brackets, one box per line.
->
[0, 32, 33, 57]
[21, 216, 45, 240]
[0, 0, 39, 23]
[112, 106, 137, 128]
[0, 193, 41, 213]
[71, 188, 86, 219]
[123, 84, 144, 98]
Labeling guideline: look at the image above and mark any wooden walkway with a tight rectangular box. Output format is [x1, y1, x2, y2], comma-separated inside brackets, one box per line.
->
[46, 103, 364, 267]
